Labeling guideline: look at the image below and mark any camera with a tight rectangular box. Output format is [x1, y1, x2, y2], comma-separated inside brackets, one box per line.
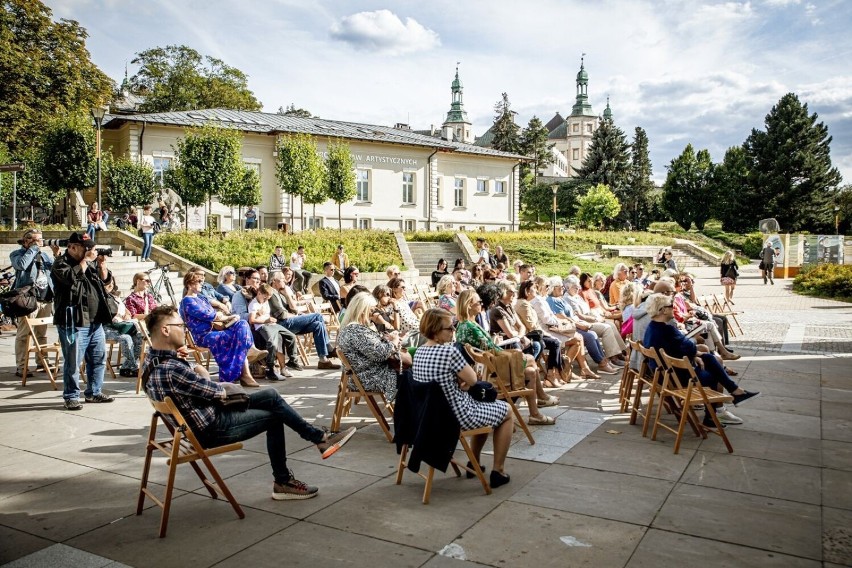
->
[46, 238, 69, 247]
[96, 248, 113, 257]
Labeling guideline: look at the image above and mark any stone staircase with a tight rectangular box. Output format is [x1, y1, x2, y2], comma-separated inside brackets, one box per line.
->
[600, 243, 716, 269]
[406, 241, 467, 275]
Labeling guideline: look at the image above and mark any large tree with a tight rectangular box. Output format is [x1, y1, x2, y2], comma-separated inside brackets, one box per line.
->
[574, 117, 631, 199]
[218, 166, 261, 229]
[576, 183, 621, 230]
[325, 140, 356, 231]
[0, 0, 113, 153]
[490, 92, 520, 153]
[275, 133, 325, 231]
[662, 143, 715, 230]
[625, 127, 655, 230]
[104, 157, 157, 213]
[711, 145, 753, 233]
[744, 92, 841, 232]
[519, 116, 553, 177]
[130, 45, 262, 113]
[41, 114, 97, 225]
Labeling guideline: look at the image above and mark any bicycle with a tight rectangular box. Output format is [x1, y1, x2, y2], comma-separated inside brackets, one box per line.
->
[146, 263, 179, 306]
[0, 267, 18, 330]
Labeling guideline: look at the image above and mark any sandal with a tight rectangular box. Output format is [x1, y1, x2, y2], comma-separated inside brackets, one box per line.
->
[528, 414, 557, 426]
[724, 366, 739, 376]
[582, 371, 600, 380]
[537, 395, 559, 407]
[542, 379, 558, 389]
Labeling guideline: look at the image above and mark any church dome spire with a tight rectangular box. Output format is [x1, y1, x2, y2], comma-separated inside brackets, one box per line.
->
[571, 54, 594, 116]
[443, 63, 472, 142]
[603, 96, 612, 120]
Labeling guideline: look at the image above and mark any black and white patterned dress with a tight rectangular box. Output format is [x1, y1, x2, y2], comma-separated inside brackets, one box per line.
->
[413, 344, 508, 431]
[337, 323, 399, 402]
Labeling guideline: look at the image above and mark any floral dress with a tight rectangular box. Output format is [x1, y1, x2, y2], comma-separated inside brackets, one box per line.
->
[438, 294, 457, 313]
[413, 343, 508, 430]
[393, 299, 420, 335]
[180, 295, 253, 383]
[336, 323, 399, 402]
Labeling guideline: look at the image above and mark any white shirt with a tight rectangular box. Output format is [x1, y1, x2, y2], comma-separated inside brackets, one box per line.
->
[248, 298, 270, 331]
[290, 252, 305, 271]
[478, 249, 490, 263]
[140, 214, 156, 234]
[322, 275, 340, 295]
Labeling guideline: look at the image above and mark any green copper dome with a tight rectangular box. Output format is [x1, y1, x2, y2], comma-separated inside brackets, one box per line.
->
[570, 56, 594, 117]
[603, 97, 612, 120]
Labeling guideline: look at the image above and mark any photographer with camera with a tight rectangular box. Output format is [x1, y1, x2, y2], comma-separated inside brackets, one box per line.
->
[10, 229, 59, 377]
[51, 232, 115, 410]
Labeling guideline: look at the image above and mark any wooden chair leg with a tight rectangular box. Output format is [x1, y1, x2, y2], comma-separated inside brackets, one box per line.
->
[458, 433, 491, 496]
[395, 444, 409, 485]
[422, 467, 435, 504]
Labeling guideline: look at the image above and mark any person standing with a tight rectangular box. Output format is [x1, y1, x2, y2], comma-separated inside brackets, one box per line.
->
[10, 229, 58, 377]
[289, 245, 311, 294]
[720, 251, 740, 303]
[760, 241, 776, 285]
[51, 232, 115, 410]
[245, 206, 258, 230]
[140, 205, 156, 261]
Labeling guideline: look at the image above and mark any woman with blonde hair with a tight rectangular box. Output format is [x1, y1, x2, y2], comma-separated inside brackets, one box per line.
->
[720, 250, 739, 303]
[125, 272, 158, 320]
[216, 265, 241, 301]
[437, 274, 459, 315]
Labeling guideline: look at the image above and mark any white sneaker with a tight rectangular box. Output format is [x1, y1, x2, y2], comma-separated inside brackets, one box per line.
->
[716, 408, 743, 425]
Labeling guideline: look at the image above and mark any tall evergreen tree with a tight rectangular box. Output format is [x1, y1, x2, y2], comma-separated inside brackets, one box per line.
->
[692, 148, 716, 230]
[519, 116, 553, 178]
[662, 143, 700, 231]
[574, 117, 631, 215]
[625, 127, 655, 230]
[711, 145, 752, 233]
[744, 93, 841, 232]
[490, 92, 520, 153]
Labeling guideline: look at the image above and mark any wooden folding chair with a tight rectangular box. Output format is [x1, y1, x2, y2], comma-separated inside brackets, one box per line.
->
[396, 426, 492, 504]
[21, 316, 61, 390]
[185, 329, 212, 369]
[465, 345, 535, 445]
[629, 343, 666, 437]
[618, 341, 642, 413]
[653, 350, 734, 454]
[136, 396, 245, 537]
[712, 294, 744, 336]
[331, 350, 393, 442]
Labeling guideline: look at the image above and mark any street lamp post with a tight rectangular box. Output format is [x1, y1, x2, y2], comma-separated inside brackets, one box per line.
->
[835, 206, 841, 235]
[551, 184, 558, 250]
[91, 106, 107, 208]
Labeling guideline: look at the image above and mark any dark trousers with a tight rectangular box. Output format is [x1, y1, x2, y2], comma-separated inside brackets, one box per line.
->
[256, 324, 297, 366]
[696, 353, 738, 394]
[542, 334, 564, 370]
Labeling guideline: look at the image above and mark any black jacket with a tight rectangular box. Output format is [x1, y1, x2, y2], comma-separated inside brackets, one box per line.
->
[51, 253, 113, 328]
[318, 276, 341, 312]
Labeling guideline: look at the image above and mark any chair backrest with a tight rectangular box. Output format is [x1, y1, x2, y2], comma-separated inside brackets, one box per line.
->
[657, 348, 695, 390]
[147, 395, 205, 444]
[24, 316, 53, 350]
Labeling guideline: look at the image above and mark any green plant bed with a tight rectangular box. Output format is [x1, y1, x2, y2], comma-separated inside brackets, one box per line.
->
[700, 226, 764, 258]
[405, 230, 456, 243]
[793, 264, 852, 302]
[466, 230, 676, 256]
[155, 229, 404, 273]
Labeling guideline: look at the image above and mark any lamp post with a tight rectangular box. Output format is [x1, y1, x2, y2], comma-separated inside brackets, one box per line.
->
[91, 105, 107, 208]
[551, 184, 558, 250]
[835, 206, 840, 235]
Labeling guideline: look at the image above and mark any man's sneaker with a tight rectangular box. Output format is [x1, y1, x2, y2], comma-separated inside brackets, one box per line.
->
[64, 399, 83, 411]
[732, 390, 761, 407]
[272, 473, 318, 500]
[85, 393, 115, 403]
[702, 414, 726, 429]
[285, 359, 304, 371]
[716, 408, 744, 425]
[317, 426, 356, 459]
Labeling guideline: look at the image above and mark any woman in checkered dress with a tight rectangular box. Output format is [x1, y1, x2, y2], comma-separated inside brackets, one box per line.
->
[412, 309, 514, 487]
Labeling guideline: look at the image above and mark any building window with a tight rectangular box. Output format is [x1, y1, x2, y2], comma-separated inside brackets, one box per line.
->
[454, 178, 465, 207]
[572, 123, 579, 133]
[572, 148, 580, 160]
[586, 123, 593, 133]
[404, 219, 416, 232]
[435, 177, 442, 207]
[494, 180, 505, 194]
[402, 172, 415, 204]
[153, 157, 172, 187]
[358, 218, 371, 230]
[308, 217, 323, 230]
[356, 169, 370, 202]
[244, 161, 260, 176]
[476, 179, 488, 193]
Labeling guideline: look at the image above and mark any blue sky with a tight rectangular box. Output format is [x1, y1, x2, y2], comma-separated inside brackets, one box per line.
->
[51, 0, 852, 184]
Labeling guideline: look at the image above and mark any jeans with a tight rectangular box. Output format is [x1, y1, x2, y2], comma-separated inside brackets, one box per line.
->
[578, 328, 605, 363]
[103, 325, 141, 371]
[542, 334, 564, 370]
[86, 223, 97, 242]
[58, 323, 106, 401]
[200, 388, 325, 485]
[279, 313, 329, 358]
[522, 339, 542, 361]
[141, 232, 154, 260]
[697, 353, 739, 393]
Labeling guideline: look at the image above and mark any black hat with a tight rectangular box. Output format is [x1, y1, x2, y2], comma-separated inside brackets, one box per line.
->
[68, 232, 95, 249]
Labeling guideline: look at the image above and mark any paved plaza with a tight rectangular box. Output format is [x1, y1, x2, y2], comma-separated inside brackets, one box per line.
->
[0, 261, 850, 567]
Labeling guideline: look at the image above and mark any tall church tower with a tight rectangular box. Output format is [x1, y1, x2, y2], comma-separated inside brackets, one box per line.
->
[442, 65, 473, 143]
[564, 55, 600, 175]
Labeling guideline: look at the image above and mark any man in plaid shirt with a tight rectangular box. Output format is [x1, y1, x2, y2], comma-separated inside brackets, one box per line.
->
[143, 305, 356, 500]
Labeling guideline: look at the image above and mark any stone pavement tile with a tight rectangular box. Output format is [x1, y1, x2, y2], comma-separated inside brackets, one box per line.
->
[700, 428, 821, 466]
[823, 506, 852, 566]
[823, 388, 852, 404]
[587, 415, 706, 450]
[681, 451, 821, 504]
[554, 435, 695, 481]
[66, 492, 297, 568]
[287, 428, 401, 478]
[214, 521, 432, 568]
[822, 440, 852, 471]
[218, 459, 384, 520]
[738, 378, 821, 401]
[625, 528, 821, 568]
[652, 484, 822, 560]
[0, 445, 94, 501]
[452, 501, 645, 568]
[0, 469, 184, 542]
[510, 464, 674, 525]
[735, 366, 821, 385]
[823, 468, 852, 511]
[823, 401, 852, 420]
[306, 455, 546, 551]
[823, 415, 852, 443]
[0, 524, 54, 565]
[739, 394, 821, 416]
[732, 407, 821, 439]
[31, 425, 149, 471]
[1, 543, 125, 568]
[420, 554, 492, 567]
[503, 441, 573, 463]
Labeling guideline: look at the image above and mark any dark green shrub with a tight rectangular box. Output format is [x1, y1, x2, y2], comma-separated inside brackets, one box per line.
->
[793, 264, 852, 301]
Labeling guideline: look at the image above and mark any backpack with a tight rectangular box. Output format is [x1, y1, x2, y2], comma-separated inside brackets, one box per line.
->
[0, 285, 38, 318]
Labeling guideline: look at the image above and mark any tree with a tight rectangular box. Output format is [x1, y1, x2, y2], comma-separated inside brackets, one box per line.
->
[130, 45, 262, 113]
[711, 145, 752, 232]
[219, 167, 261, 229]
[520, 116, 554, 177]
[490, 93, 520, 153]
[744, 93, 841, 232]
[0, 0, 113, 153]
[104, 157, 157, 213]
[40, 114, 97, 225]
[325, 140, 356, 231]
[576, 183, 621, 229]
[662, 143, 715, 231]
[574, 117, 631, 201]
[625, 127, 655, 230]
[277, 104, 313, 118]
[275, 133, 325, 231]
[173, 123, 244, 228]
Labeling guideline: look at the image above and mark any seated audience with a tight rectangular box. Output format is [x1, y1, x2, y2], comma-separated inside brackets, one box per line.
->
[370, 284, 398, 332]
[515, 280, 566, 387]
[269, 246, 287, 272]
[103, 275, 141, 378]
[248, 283, 296, 381]
[330, 244, 349, 276]
[564, 275, 626, 366]
[432, 258, 449, 288]
[489, 281, 540, 360]
[339, 266, 361, 305]
[436, 274, 459, 315]
[388, 277, 421, 336]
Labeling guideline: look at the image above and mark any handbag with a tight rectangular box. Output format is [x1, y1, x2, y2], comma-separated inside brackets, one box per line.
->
[621, 317, 634, 337]
[489, 348, 526, 391]
[468, 380, 498, 402]
[724, 265, 738, 279]
[525, 330, 544, 342]
[211, 315, 239, 331]
[110, 321, 138, 336]
[0, 285, 38, 318]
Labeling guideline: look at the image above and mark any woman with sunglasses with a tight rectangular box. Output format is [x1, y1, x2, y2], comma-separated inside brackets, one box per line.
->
[216, 265, 242, 301]
[370, 284, 399, 333]
[388, 277, 420, 335]
[125, 272, 159, 320]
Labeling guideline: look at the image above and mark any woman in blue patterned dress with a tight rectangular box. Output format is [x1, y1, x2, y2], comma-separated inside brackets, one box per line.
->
[413, 309, 514, 488]
[180, 271, 266, 386]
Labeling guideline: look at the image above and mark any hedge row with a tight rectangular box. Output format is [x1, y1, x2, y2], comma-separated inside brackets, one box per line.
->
[700, 226, 765, 258]
[793, 264, 852, 301]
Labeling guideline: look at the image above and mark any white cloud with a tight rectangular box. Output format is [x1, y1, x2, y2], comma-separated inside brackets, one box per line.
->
[763, 0, 801, 6]
[329, 10, 440, 55]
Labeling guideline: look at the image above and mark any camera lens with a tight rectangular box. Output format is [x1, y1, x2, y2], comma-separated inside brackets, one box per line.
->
[96, 248, 113, 257]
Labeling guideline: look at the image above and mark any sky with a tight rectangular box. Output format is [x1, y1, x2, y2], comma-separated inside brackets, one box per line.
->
[49, 0, 852, 184]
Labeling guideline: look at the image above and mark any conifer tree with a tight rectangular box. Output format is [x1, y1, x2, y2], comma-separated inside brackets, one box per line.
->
[625, 127, 655, 230]
[575, 117, 630, 213]
[490, 93, 520, 154]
